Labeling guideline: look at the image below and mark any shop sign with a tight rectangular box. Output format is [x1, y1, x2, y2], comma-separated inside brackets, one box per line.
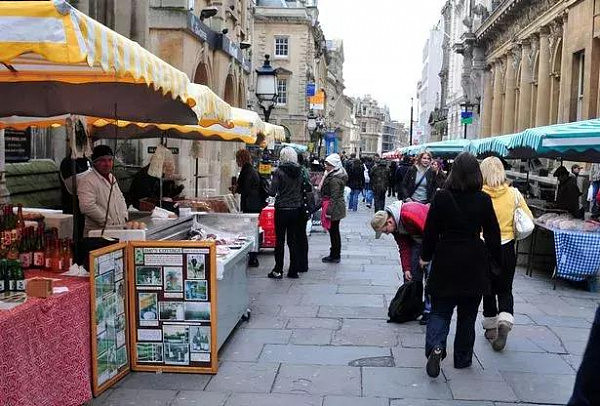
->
[4, 129, 31, 163]
[306, 83, 316, 97]
[309, 90, 325, 111]
[186, 13, 217, 46]
[148, 146, 179, 155]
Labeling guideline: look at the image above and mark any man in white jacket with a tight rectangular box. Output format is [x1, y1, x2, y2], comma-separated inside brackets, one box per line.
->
[78, 145, 128, 236]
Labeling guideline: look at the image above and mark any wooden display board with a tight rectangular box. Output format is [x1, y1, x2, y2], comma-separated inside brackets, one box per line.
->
[127, 241, 218, 374]
[89, 243, 130, 397]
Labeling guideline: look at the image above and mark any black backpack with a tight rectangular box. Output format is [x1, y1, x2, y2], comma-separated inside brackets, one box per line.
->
[387, 280, 424, 323]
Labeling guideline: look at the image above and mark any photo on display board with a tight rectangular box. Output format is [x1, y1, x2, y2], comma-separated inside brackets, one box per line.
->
[116, 346, 128, 368]
[97, 349, 117, 385]
[137, 343, 163, 363]
[184, 301, 211, 321]
[159, 301, 185, 321]
[115, 313, 126, 348]
[184, 280, 208, 301]
[115, 280, 125, 314]
[186, 254, 205, 279]
[163, 324, 190, 365]
[136, 266, 162, 287]
[190, 326, 211, 353]
[164, 267, 183, 292]
[114, 258, 124, 282]
[138, 293, 158, 321]
[135, 248, 144, 265]
[95, 271, 115, 298]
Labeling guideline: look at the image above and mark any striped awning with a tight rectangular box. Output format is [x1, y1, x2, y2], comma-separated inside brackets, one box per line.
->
[0, 0, 200, 125]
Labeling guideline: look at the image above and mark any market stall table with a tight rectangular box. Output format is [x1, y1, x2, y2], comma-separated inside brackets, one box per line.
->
[0, 272, 91, 406]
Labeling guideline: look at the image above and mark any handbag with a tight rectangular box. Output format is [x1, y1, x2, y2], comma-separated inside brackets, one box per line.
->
[301, 175, 321, 216]
[512, 187, 534, 240]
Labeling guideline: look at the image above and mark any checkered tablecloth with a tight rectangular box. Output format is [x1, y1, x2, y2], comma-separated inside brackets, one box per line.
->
[552, 229, 600, 281]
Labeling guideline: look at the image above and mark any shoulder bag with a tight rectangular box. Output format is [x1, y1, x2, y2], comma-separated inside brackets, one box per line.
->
[512, 187, 534, 240]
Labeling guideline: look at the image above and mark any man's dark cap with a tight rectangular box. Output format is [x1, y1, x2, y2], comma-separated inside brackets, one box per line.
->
[92, 145, 114, 162]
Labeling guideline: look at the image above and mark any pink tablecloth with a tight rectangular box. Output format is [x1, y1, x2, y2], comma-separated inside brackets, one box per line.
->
[0, 272, 92, 406]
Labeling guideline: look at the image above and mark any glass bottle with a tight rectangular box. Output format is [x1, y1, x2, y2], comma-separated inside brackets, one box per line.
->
[0, 260, 6, 293]
[8, 260, 16, 291]
[14, 261, 25, 292]
[33, 226, 45, 269]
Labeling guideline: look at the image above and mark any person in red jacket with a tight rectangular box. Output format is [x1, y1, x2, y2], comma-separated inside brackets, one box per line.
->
[371, 201, 430, 323]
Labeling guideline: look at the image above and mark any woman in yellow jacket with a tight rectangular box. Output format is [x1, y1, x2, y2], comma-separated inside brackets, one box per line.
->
[480, 157, 533, 351]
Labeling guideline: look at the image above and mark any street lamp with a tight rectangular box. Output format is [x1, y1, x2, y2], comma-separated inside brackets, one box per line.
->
[460, 100, 476, 139]
[255, 54, 278, 122]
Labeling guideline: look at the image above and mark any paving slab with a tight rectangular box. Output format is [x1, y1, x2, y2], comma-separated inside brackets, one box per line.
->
[116, 372, 211, 390]
[205, 362, 279, 393]
[447, 375, 518, 402]
[259, 344, 390, 365]
[172, 391, 230, 406]
[279, 305, 320, 318]
[333, 318, 398, 347]
[362, 367, 453, 399]
[224, 393, 322, 406]
[476, 350, 575, 374]
[272, 364, 361, 396]
[502, 372, 576, 405]
[529, 314, 591, 328]
[398, 333, 426, 348]
[323, 395, 388, 406]
[287, 317, 342, 330]
[290, 328, 333, 345]
[391, 347, 427, 368]
[337, 285, 397, 295]
[241, 314, 289, 329]
[390, 400, 494, 406]
[549, 326, 593, 342]
[317, 306, 388, 319]
[97, 388, 178, 406]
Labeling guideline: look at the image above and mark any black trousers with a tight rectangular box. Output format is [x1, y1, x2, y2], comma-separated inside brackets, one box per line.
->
[426, 295, 481, 368]
[483, 240, 516, 317]
[568, 306, 600, 405]
[274, 208, 304, 275]
[329, 220, 341, 259]
[298, 219, 309, 272]
[373, 190, 386, 212]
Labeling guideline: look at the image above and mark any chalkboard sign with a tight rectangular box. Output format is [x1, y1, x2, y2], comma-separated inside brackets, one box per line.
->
[4, 129, 31, 162]
[128, 241, 218, 374]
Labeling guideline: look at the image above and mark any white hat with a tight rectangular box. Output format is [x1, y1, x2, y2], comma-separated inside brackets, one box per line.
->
[325, 153, 342, 169]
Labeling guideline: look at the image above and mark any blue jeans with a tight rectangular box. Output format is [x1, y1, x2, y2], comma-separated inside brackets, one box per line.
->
[568, 306, 600, 405]
[363, 183, 373, 205]
[407, 241, 431, 315]
[425, 296, 481, 368]
[349, 189, 361, 211]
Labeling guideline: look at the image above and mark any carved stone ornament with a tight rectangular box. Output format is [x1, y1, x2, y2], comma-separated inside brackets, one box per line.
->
[548, 19, 563, 65]
[511, 45, 522, 71]
[527, 35, 539, 71]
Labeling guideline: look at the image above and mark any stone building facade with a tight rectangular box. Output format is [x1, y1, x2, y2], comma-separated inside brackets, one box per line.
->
[252, 0, 327, 145]
[470, 0, 600, 139]
[354, 96, 385, 156]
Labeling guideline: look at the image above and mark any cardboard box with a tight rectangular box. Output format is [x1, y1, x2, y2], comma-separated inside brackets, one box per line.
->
[26, 278, 53, 298]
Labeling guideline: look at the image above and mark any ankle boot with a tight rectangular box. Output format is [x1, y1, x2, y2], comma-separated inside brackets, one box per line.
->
[482, 316, 498, 341]
[492, 312, 514, 351]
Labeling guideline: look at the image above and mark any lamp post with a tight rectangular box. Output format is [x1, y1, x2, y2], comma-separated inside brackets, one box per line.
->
[255, 54, 278, 123]
[409, 97, 414, 146]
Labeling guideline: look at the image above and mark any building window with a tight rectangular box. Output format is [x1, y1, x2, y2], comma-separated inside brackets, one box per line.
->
[274, 37, 289, 58]
[361, 122, 367, 133]
[276, 78, 287, 105]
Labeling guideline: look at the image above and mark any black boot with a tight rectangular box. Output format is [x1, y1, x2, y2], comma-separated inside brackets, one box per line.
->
[248, 252, 259, 268]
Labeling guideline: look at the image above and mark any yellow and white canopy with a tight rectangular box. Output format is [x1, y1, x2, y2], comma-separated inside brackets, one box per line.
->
[0, 0, 200, 125]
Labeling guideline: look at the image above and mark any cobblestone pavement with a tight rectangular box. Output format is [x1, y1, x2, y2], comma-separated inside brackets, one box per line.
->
[93, 198, 599, 406]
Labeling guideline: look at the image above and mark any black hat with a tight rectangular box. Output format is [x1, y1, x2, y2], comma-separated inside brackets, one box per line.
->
[92, 145, 114, 162]
[553, 166, 569, 178]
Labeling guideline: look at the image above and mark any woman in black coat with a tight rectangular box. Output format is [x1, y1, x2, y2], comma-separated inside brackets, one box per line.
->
[419, 152, 501, 378]
[400, 152, 437, 203]
[235, 149, 264, 214]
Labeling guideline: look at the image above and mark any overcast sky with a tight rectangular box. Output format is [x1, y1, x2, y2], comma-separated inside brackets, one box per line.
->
[318, 0, 446, 124]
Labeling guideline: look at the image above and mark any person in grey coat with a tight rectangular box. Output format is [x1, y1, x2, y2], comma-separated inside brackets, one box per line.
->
[319, 153, 348, 263]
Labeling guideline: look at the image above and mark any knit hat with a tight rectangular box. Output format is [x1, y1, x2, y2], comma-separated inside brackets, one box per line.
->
[325, 153, 342, 169]
[371, 210, 388, 239]
[279, 146, 298, 164]
[91, 145, 114, 162]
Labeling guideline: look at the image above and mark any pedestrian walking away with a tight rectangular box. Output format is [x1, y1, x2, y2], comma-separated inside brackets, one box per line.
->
[480, 157, 533, 350]
[419, 152, 501, 378]
[399, 152, 436, 204]
[371, 200, 430, 323]
[345, 153, 365, 211]
[362, 158, 373, 208]
[319, 153, 348, 263]
[388, 161, 397, 197]
[395, 155, 412, 198]
[568, 305, 600, 405]
[369, 156, 390, 212]
[267, 147, 304, 279]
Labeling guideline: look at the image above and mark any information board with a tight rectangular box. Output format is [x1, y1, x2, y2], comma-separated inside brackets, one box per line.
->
[89, 243, 130, 396]
[128, 241, 218, 374]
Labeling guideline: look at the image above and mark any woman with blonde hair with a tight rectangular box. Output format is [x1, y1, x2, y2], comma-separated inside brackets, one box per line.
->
[480, 156, 533, 351]
[400, 151, 436, 203]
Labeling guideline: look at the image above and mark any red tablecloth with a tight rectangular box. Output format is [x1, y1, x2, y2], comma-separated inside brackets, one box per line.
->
[0, 272, 92, 406]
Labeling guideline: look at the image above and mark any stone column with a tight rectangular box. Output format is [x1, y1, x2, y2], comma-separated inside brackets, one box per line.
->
[491, 59, 504, 135]
[517, 39, 532, 131]
[481, 67, 493, 137]
[502, 50, 517, 134]
[535, 26, 551, 126]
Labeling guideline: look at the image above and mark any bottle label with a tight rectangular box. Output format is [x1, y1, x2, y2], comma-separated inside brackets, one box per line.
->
[19, 253, 32, 269]
[0, 281, 4, 291]
[45, 258, 51, 269]
[3, 231, 11, 246]
[33, 252, 45, 267]
[16, 280, 25, 291]
[9, 280, 15, 291]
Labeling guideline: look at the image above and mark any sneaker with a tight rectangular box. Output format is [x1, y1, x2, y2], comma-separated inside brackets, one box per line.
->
[426, 346, 443, 378]
[492, 322, 510, 351]
[419, 313, 430, 325]
[322, 256, 340, 263]
[267, 270, 283, 279]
